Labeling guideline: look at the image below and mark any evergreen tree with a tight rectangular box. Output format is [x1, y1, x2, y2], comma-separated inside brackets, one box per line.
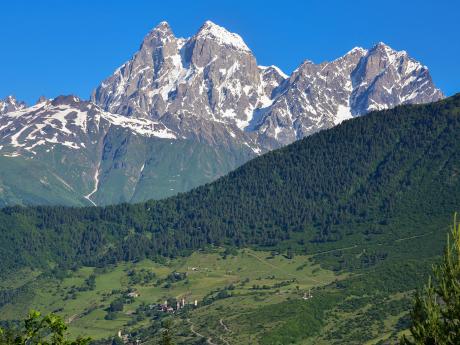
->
[401, 215, 460, 345]
[159, 320, 174, 345]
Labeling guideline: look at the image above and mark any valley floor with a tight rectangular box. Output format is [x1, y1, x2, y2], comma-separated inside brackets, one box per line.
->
[0, 244, 424, 345]
[0, 249, 342, 341]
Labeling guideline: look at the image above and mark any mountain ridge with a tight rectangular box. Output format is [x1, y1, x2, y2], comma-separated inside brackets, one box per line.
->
[92, 20, 443, 150]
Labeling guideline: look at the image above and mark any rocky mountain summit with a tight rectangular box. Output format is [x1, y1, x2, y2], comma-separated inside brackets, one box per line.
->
[0, 96, 26, 115]
[93, 21, 443, 150]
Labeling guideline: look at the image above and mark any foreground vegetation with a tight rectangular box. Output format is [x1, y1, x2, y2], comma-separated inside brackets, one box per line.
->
[0, 310, 89, 345]
[401, 215, 460, 345]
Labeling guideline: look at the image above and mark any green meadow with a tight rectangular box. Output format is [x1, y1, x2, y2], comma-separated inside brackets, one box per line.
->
[0, 248, 341, 341]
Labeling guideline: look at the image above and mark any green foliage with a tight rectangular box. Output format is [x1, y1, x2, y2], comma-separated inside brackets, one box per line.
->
[1, 95, 460, 278]
[127, 269, 156, 285]
[159, 320, 174, 345]
[110, 336, 123, 345]
[0, 310, 89, 345]
[108, 299, 123, 312]
[401, 215, 460, 345]
[250, 292, 341, 344]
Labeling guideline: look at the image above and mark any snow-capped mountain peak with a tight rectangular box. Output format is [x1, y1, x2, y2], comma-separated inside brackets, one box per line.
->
[92, 21, 444, 152]
[0, 96, 177, 157]
[259, 65, 289, 80]
[143, 21, 176, 45]
[346, 46, 368, 55]
[194, 20, 251, 53]
[0, 95, 27, 115]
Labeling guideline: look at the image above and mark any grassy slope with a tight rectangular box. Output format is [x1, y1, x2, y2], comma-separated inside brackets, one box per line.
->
[0, 249, 340, 340]
[0, 230, 440, 345]
[0, 132, 254, 207]
[0, 156, 89, 207]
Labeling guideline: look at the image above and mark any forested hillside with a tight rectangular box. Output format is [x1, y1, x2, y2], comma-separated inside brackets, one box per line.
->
[1, 94, 460, 277]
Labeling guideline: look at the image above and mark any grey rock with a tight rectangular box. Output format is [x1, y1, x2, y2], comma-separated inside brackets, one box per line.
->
[0, 95, 26, 115]
[36, 95, 48, 104]
[254, 44, 443, 149]
[92, 20, 266, 153]
[93, 22, 443, 152]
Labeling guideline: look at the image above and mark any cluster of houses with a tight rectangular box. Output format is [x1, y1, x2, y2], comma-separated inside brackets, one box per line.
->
[124, 289, 199, 313]
[152, 297, 198, 313]
[117, 330, 132, 344]
[126, 291, 140, 298]
[302, 289, 313, 300]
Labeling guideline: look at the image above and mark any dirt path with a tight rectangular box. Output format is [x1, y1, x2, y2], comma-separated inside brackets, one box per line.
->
[310, 245, 358, 257]
[219, 318, 230, 332]
[309, 231, 434, 256]
[189, 319, 217, 345]
[395, 231, 433, 242]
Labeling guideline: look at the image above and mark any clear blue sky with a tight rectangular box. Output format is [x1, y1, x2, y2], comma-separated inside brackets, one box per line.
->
[1, 0, 458, 104]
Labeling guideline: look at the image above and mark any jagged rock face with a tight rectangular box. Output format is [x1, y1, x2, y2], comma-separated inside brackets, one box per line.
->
[92, 21, 265, 146]
[350, 43, 444, 114]
[0, 96, 26, 115]
[259, 66, 288, 99]
[255, 44, 444, 148]
[254, 48, 368, 148]
[93, 21, 443, 152]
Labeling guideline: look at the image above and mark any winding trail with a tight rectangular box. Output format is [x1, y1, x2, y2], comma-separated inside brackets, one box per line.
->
[219, 318, 230, 332]
[188, 319, 217, 345]
[310, 245, 358, 257]
[307, 231, 435, 256]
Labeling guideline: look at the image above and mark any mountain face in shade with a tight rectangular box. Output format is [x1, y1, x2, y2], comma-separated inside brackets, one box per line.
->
[92, 21, 443, 151]
[0, 96, 253, 206]
[0, 96, 26, 115]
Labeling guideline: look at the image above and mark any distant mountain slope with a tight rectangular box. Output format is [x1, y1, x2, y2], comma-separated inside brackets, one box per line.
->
[0, 96, 254, 206]
[93, 21, 443, 150]
[0, 94, 459, 276]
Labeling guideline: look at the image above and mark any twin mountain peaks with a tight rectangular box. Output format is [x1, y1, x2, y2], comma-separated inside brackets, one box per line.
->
[0, 20, 443, 206]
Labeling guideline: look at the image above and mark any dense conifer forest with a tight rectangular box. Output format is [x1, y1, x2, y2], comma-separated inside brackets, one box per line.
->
[1, 94, 460, 279]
